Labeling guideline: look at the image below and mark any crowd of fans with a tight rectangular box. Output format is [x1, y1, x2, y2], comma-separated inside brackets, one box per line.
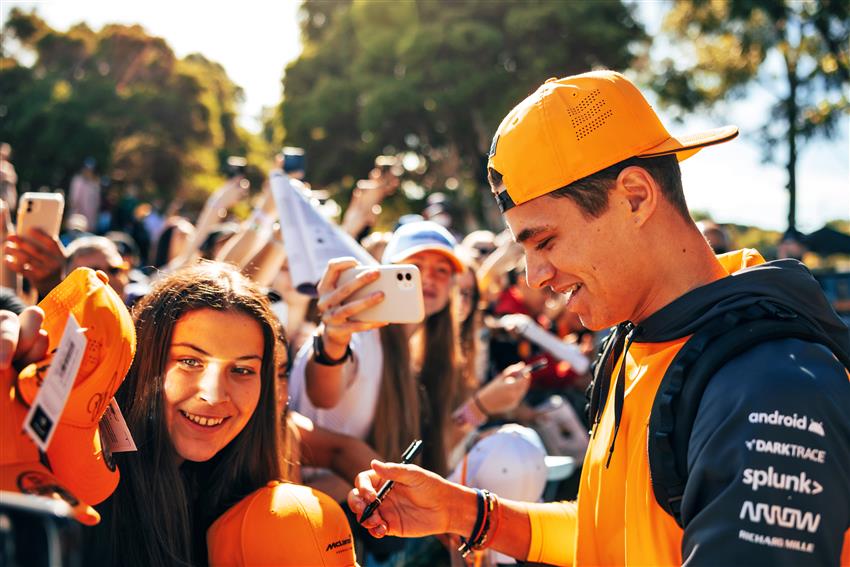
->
[2, 122, 846, 567]
[1, 147, 605, 566]
[3, 51, 849, 565]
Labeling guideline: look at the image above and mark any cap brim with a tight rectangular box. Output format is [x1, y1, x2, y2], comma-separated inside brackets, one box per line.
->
[47, 423, 119, 505]
[0, 462, 101, 526]
[2, 376, 110, 524]
[637, 125, 739, 161]
[389, 245, 465, 273]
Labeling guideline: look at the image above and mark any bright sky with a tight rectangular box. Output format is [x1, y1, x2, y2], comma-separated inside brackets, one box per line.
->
[2, 0, 847, 232]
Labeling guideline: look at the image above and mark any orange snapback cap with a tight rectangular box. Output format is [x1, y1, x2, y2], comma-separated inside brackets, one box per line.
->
[1, 268, 136, 524]
[0, 368, 101, 525]
[208, 481, 358, 566]
[487, 70, 739, 212]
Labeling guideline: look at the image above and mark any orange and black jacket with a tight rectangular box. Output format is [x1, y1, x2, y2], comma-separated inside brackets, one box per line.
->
[525, 250, 850, 565]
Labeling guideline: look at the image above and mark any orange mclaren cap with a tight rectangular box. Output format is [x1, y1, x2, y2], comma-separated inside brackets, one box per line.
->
[1, 268, 136, 524]
[487, 70, 739, 212]
[0, 368, 101, 526]
[208, 481, 358, 566]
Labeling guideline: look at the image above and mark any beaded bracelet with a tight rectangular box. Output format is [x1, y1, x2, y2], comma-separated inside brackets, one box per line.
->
[470, 490, 494, 551]
[472, 492, 501, 551]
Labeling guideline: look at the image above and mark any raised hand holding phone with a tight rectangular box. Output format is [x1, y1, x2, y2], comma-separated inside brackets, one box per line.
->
[336, 264, 424, 324]
[16, 192, 64, 238]
[314, 258, 390, 361]
[5, 193, 66, 298]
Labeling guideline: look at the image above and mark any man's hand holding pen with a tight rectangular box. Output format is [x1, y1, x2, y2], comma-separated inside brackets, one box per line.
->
[348, 459, 478, 540]
[358, 440, 423, 523]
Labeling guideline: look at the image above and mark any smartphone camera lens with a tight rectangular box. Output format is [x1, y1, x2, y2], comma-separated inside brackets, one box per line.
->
[396, 273, 403, 281]
[405, 273, 412, 281]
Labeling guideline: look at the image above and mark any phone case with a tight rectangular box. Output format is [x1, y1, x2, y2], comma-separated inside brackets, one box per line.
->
[337, 265, 425, 324]
[17, 193, 65, 238]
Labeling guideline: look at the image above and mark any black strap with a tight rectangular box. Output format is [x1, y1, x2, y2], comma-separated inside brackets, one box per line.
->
[587, 323, 628, 437]
[312, 332, 352, 366]
[458, 489, 486, 557]
[648, 301, 850, 527]
[606, 323, 637, 468]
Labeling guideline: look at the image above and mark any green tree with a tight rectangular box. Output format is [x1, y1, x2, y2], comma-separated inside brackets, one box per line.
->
[651, 0, 849, 232]
[0, 9, 262, 208]
[277, 0, 647, 228]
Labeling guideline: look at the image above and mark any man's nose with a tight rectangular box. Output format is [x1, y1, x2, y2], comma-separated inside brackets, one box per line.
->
[525, 254, 555, 290]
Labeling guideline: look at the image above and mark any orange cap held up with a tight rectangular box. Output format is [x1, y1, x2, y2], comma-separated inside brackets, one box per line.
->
[1, 268, 136, 524]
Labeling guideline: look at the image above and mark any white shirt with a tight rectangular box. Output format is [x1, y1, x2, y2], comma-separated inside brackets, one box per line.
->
[289, 329, 383, 440]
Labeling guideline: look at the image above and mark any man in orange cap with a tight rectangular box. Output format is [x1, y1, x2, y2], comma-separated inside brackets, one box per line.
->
[348, 71, 850, 565]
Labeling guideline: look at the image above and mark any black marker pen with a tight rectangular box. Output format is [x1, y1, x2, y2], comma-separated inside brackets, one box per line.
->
[358, 439, 423, 524]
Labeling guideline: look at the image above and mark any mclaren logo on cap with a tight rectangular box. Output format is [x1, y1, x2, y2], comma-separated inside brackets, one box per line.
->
[325, 536, 352, 552]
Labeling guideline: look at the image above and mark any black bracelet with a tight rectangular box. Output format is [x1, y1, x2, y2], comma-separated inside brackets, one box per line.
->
[472, 392, 492, 419]
[471, 490, 496, 550]
[458, 489, 486, 557]
[312, 332, 352, 366]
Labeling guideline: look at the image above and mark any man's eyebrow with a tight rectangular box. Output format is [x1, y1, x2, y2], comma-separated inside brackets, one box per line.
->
[516, 225, 554, 244]
[171, 343, 262, 361]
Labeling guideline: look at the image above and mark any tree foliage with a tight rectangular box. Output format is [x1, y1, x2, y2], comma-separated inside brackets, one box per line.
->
[651, 0, 849, 231]
[278, 0, 647, 227]
[0, 9, 262, 206]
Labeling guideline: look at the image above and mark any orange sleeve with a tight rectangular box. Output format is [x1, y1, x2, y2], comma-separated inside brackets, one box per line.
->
[526, 500, 578, 566]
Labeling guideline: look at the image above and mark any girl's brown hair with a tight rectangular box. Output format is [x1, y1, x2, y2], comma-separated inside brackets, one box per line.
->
[457, 265, 482, 405]
[101, 262, 283, 566]
[370, 298, 460, 477]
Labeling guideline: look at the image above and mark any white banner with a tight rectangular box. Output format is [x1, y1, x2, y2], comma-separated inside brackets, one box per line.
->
[269, 170, 377, 296]
[499, 314, 590, 374]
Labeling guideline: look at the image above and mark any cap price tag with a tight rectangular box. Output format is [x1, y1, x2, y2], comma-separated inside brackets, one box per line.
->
[99, 398, 137, 453]
[23, 313, 87, 451]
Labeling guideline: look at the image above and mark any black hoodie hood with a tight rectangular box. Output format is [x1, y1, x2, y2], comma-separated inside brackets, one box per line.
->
[587, 250, 850, 472]
[636, 254, 850, 355]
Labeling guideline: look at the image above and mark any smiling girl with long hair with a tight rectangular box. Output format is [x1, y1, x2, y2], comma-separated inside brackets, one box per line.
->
[87, 262, 283, 565]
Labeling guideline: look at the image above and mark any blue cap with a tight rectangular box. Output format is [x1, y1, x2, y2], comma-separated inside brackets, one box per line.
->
[382, 220, 464, 273]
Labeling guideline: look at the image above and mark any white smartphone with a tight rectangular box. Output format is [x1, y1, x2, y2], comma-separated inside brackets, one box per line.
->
[16, 192, 65, 238]
[337, 264, 425, 324]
